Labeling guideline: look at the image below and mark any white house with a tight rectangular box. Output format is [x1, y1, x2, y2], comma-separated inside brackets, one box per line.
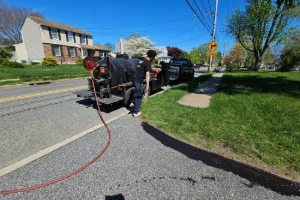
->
[13, 16, 110, 64]
[156, 46, 172, 63]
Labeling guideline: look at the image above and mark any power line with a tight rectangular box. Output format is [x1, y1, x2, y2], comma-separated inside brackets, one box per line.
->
[198, 0, 214, 23]
[208, 0, 213, 14]
[173, 35, 203, 45]
[159, 23, 199, 45]
[186, 0, 213, 34]
[192, 0, 213, 29]
[81, 16, 195, 30]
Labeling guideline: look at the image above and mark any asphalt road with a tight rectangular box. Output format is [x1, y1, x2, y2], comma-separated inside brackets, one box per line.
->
[0, 77, 297, 199]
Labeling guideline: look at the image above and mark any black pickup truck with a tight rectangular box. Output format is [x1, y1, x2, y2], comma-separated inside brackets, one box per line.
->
[169, 58, 194, 83]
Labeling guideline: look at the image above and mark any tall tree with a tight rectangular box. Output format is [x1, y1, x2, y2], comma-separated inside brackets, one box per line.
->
[127, 33, 142, 39]
[0, 0, 44, 43]
[278, 28, 300, 71]
[125, 37, 156, 57]
[167, 46, 183, 59]
[189, 43, 210, 64]
[104, 42, 115, 52]
[182, 51, 191, 59]
[226, 0, 300, 70]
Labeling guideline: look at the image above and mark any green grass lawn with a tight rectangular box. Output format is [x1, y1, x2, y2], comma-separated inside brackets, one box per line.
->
[0, 64, 89, 86]
[142, 71, 300, 174]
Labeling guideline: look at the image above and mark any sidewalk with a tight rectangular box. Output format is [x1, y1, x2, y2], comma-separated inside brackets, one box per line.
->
[178, 71, 224, 108]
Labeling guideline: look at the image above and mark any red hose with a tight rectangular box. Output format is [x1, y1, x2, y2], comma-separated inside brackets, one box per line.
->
[0, 72, 110, 195]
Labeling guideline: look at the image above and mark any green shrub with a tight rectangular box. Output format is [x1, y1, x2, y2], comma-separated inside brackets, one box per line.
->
[31, 62, 40, 66]
[41, 56, 58, 66]
[0, 47, 12, 59]
[75, 58, 84, 65]
[0, 58, 24, 68]
[7, 61, 24, 68]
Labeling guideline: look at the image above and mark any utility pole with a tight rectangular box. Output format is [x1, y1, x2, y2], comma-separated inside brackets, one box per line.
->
[208, 0, 219, 73]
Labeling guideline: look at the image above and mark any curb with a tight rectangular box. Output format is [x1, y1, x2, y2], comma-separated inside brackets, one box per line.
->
[141, 122, 300, 197]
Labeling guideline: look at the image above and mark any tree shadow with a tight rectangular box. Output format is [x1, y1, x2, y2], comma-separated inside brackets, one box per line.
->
[217, 74, 300, 98]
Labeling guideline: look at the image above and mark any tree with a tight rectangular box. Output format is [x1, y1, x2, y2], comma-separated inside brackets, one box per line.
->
[125, 37, 156, 57]
[0, 47, 12, 59]
[127, 33, 142, 39]
[167, 46, 183, 59]
[189, 43, 210, 64]
[226, 0, 300, 70]
[182, 51, 191, 59]
[0, 0, 44, 43]
[223, 43, 247, 67]
[104, 42, 115, 52]
[278, 28, 300, 71]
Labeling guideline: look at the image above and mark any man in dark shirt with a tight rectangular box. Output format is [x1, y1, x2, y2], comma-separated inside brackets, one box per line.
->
[132, 50, 157, 117]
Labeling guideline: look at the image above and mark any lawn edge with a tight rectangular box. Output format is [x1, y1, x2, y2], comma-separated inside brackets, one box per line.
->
[140, 118, 300, 196]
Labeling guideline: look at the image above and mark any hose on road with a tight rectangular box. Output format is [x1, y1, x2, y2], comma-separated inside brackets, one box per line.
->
[0, 69, 110, 195]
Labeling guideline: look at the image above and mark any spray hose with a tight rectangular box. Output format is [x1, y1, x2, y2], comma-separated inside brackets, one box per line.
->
[0, 70, 110, 195]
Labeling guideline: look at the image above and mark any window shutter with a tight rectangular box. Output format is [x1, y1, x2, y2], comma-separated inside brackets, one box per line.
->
[48, 27, 53, 39]
[73, 33, 76, 43]
[86, 36, 88, 45]
[51, 45, 55, 56]
[58, 29, 61, 40]
[67, 47, 70, 57]
[60, 46, 64, 56]
[79, 34, 82, 43]
[65, 31, 68, 42]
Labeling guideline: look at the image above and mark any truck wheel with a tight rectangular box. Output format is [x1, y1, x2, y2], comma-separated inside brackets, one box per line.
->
[124, 87, 135, 108]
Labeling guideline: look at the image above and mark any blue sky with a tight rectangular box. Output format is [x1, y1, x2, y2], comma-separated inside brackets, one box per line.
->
[7, 0, 246, 53]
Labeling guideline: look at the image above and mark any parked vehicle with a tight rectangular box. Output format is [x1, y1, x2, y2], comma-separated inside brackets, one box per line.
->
[169, 58, 194, 83]
[74, 56, 170, 107]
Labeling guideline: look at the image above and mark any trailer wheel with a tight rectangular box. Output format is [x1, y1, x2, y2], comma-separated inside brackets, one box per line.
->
[124, 87, 135, 107]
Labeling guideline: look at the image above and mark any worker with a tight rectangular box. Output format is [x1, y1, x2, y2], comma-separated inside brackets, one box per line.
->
[132, 50, 157, 117]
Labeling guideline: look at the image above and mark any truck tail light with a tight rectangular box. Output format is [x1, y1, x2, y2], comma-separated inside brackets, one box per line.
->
[176, 70, 179, 75]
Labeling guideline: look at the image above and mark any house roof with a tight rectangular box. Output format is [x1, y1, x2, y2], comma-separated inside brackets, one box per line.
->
[93, 44, 110, 52]
[28, 16, 92, 36]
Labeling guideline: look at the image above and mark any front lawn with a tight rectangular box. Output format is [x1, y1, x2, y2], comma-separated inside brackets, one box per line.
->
[142, 71, 300, 179]
[0, 64, 89, 86]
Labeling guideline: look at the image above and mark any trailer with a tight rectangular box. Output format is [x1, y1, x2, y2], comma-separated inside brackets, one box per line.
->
[74, 56, 170, 107]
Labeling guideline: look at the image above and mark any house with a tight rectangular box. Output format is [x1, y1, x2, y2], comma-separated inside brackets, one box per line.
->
[156, 46, 172, 63]
[13, 16, 110, 64]
[115, 37, 128, 54]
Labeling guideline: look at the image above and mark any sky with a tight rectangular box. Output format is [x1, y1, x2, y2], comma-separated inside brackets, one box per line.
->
[6, 0, 246, 53]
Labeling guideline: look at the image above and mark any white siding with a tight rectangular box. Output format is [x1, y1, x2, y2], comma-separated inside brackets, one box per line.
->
[21, 18, 44, 61]
[41, 26, 92, 47]
[12, 43, 27, 61]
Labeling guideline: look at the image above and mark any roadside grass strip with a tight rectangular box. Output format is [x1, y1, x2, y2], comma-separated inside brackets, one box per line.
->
[142, 71, 300, 175]
[0, 64, 89, 86]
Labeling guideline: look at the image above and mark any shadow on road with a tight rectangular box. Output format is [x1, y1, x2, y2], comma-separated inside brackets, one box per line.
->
[75, 98, 126, 114]
[141, 121, 300, 196]
[105, 193, 125, 200]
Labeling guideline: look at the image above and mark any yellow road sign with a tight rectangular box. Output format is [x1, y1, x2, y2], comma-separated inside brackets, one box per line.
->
[206, 52, 218, 57]
[208, 41, 218, 51]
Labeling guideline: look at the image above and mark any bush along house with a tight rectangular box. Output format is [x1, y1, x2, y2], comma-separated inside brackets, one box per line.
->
[12, 16, 110, 64]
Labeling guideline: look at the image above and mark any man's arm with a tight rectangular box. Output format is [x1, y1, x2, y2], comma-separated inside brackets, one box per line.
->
[145, 71, 150, 92]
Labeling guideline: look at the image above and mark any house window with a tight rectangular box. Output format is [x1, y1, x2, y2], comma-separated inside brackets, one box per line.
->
[67, 31, 74, 42]
[82, 48, 87, 57]
[51, 28, 59, 40]
[81, 35, 86, 44]
[52, 45, 61, 56]
[68, 47, 76, 57]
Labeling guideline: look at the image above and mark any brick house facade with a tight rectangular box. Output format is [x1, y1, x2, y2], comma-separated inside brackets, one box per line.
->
[13, 16, 110, 64]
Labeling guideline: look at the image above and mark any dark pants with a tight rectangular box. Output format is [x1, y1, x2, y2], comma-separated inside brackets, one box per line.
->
[133, 81, 143, 114]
